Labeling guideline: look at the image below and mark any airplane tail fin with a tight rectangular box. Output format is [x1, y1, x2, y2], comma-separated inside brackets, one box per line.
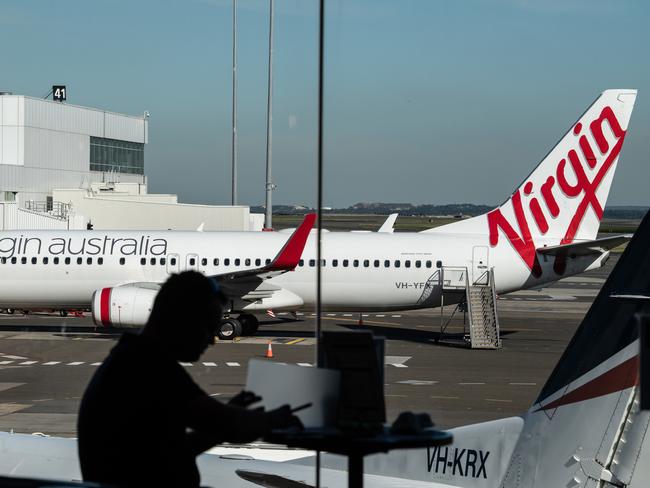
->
[500, 209, 650, 487]
[424, 89, 637, 245]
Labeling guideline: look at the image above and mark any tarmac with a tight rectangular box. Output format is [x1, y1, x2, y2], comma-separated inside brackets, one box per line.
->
[0, 256, 614, 437]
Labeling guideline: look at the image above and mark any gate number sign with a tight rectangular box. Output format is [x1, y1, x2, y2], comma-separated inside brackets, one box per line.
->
[53, 85, 66, 102]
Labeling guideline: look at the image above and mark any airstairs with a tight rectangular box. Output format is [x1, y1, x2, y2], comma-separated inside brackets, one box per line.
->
[438, 267, 501, 349]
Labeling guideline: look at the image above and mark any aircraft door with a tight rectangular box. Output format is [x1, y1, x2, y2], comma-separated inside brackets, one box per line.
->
[472, 246, 489, 285]
[166, 254, 180, 274]
[186, 254, 199, 271]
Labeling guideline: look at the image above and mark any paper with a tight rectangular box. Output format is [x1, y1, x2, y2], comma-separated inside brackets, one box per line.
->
[246, 360, 340, 428]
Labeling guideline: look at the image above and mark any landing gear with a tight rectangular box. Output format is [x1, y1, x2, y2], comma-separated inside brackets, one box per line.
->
[217, 318, 243, 341]
[237, 314, 259, 336]
[59, 310, 68, 317]
[6, 308, 14, 315]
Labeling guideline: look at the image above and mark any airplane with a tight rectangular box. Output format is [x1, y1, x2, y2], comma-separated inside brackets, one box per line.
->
[2, 203, 650, 487]
[0, 89, 638, 339]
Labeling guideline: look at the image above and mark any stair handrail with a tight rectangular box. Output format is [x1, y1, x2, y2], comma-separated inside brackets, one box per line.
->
[489, 267, 501, 347]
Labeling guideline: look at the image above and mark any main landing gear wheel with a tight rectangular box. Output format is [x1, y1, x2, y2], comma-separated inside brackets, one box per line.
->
[217, 318, 243, 341]
[237, 314, 259, 336]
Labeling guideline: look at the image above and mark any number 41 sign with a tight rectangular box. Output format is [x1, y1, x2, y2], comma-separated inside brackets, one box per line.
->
[53, 85, 66, 102]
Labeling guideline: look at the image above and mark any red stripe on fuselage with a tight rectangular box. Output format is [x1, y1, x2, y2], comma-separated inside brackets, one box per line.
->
[100, 288, 112, 327]
[536, 356, 639, 412]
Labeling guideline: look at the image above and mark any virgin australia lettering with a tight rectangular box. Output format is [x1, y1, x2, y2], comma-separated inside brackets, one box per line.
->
[0, 90, 637, 339]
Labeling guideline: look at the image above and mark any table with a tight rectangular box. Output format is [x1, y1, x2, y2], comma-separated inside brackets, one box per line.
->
[267, 426, 453, 488]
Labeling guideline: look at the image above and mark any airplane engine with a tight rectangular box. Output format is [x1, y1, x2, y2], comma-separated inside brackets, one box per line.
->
[91, 284, 160, 328]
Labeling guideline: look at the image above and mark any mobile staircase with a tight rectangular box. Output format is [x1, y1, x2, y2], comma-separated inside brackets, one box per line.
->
[438, 267, 501, 349]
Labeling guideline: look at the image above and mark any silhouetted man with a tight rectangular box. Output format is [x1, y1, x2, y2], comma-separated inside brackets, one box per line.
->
[78, 271, 299, 487]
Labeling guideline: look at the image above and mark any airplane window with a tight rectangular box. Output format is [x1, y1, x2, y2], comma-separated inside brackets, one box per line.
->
[415, 260, 421, 268]
[201, 258, 207, 266]
[43, 257, 49, 264]
[426, 260, 432, 268]
[343, 259, 349, 267]
[299, 259, 304, 267]
[119, 258, 126, 265]
[189, 258, 196, 266]
[140, 258, 146, 265]
[213, 258, 219, 266]
[309, 259, 315, 267]
[151, 258, 157, 265]
[31, 257, 37, 264]
[11, 257, 17, 264]
[405, 260, 411, 268]
[374, 260, 379, 267]
[171, 257, 177, 266]
[332, 259, 338, 267]
[353, 259, 359, 268]
[255, 258, 261, 266]
[0, 257, 5, 264]
[384, 260, 390, 267]
[76, 257, 82, 265]
[21, 257, 27, 264]
[98, 257, 104, 265]
[363, 260, 369, 267]
[53, 257, 59, 265]
[159, 258, 165, 265]
[65, 257, 71, 265]
[224, 258, 230, 266]
[394, 260, 401, 268]
[265, 259, 271, 265]
[234, 258, 240, 266]
[321, 259, 326, 266]
[245, 258, 251, 266]
[87, 257, 93, 265]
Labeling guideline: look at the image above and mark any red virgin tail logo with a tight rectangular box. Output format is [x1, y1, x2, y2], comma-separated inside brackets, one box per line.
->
[488, 106, 626, 278]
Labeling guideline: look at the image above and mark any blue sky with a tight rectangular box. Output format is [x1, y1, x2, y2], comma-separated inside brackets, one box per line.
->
[2, 0, 649, 207]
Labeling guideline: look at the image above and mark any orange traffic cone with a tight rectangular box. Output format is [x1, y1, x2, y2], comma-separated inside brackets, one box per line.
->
[266, 341, 274, 359]
[358, 313, 364, 326]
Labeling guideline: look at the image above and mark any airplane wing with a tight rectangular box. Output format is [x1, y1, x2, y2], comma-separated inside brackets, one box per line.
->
[536, 234, 631, 257]
[214, 214, 316, 300]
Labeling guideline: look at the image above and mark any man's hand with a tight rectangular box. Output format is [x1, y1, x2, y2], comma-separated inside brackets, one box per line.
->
[228, 390, 261, 408]
[266, 405, 304, 430]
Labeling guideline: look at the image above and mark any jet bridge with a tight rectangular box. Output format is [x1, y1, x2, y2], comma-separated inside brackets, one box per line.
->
[438, 266, 501, 349]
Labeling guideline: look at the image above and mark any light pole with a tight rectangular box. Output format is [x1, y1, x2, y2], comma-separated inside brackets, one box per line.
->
[263, 0, 275, 229]
[231, 0, 238, 206]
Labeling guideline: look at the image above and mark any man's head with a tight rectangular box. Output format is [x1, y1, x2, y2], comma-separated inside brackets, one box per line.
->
[144, 271, 225, 361]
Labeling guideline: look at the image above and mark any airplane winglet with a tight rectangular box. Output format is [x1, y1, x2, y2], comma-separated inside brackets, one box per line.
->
[268, 213, 317, 270]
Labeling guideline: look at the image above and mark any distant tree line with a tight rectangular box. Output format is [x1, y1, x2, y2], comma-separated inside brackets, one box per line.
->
[251, 203, 648, 219]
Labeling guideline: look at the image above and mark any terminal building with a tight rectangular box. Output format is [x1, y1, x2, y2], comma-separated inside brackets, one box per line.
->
[0, 92, 258, 231]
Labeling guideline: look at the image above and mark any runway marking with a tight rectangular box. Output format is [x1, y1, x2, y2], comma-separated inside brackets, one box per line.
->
[67, 362, 84, 366]
[391, 315, 402, 318]
[285, 338, 305, 345]
[42, 361, 60, 366]
[397, 380, 437, 385]
[485, 398, 513, 403]
[386, 394, 407, 397]
[321, 316, 402, 327]
[385, 356, 412, 368]
[297, 363, 313, 367]
[0, 383, 24, 393]
[0, 354, 28, 360]
[509, 382, 537, 386]
[180, 362, 193, 367]
[0, 361, 14, 365]
[431, 395, 459, 400]
[19, 361, 37, 365]
[202, 362, 217, 367]
[209, 393, 222, 397]
[226, 362, 240, 367]
[343, 314, 353, 317]
[326, 313, 336, 316]
[90, 362, 102, 366]
[459, 382, 485, 385]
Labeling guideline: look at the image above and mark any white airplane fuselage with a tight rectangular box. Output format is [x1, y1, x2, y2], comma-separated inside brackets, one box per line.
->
[0, 228, 602, 312]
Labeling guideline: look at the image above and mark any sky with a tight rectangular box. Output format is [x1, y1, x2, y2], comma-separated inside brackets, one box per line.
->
[2, 0, 649, 208]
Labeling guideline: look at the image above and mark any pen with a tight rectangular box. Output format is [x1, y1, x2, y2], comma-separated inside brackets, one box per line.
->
[290, 402, 312, 413]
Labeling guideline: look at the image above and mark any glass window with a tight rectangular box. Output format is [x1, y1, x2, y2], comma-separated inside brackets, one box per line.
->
[201, 258, 207, 266]
[21, 257, 27, 264]
[189, 258, 196, 266]
[363, 260, 369, 267]
[98, 257, 104, 265]
[245, 258, 251, 266]
[343, 259, 349, 267]
[65, 257, 71, 265]
[43, 257, 49, 264]
[332, 259, 338, 267]
[213, 258, 219, 266]
[224, 258, 230, 266]
[76, 257, 82, 265]
[255, 258, 261, 266]
[415, 260, 421, 268]
[384, 260, 390, 267]
[171, 257, 177, 266]
[309, 259, 316, 267]
[31, 257, 37, 264]
[394, 260, 400, 268]
[159, 258, 165, 265]
[119, 257, 126, 265]
[90, 136, 145, 175]
[299, 259, 304, 267]
[151, 258, 157, 265]
[234, 258, 240, 266]
[140, 258, 146, 265]
[353, 259, 359, 268]
[426, 260, 432, 268]
[1, 257, 6, 264]
[374, 260, 380, 267]
[87, 257, 93, 265]
[53, 257, 59, 265]
[405, 260, 411, 268]
[11, 257, 16, 264]
[266, 259, 271, 265]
